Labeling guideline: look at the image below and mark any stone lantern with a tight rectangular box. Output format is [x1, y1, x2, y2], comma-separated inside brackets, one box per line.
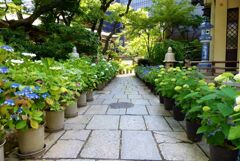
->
[164, 47, 176, 68]
[198, 18, 213, 68]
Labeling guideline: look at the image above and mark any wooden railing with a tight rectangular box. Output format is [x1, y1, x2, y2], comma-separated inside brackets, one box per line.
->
[186, 61, 239, 76]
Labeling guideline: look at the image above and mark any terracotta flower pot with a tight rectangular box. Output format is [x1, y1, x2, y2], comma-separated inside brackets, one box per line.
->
[173, 105, 185, 121]
[0, 139, 6, 161]
[77, 92, 87, 107]
[45, 110, 64, 132]
[87, 90, 94, 102]
[186, 120, 202, 142]
[209, 144, 239, 161]
[18, 125, 44, 155]
[65, 102, 78, 118]
[163, 97, 175, 110]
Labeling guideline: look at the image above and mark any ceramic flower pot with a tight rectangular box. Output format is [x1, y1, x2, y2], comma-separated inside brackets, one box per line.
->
[209, 144, 239, 161]
[173, 105, 185, 121]
[65, 102, 78, 118]
[77, 92, 87, 107]
[18, 125, 44, 155]
[186, 120, 202, 142]
[163, 97, 175, 110]
[45, 110, 64, 132]
[159, 95, 164, 104]
[87, 90, 94, 102]
[0, 139, 6, 161]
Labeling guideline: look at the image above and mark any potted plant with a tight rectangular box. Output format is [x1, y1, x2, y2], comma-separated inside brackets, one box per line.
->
[156, 67, 178, 110]
[197, 86, 240, 161]
[0, 116, 6, 161]
[1, 83, 45, 157]
[60, 87, 79, 118]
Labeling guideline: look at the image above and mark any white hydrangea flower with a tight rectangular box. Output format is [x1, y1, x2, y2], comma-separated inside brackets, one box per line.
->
[234, 74, 240, 81]
[91, 63, 96, 66]
[22, 52, 36, 57]
[11, 59, 24, 64]
[50, 66, 62, 70]
[236, 96, 240, 105]
[233, 105, 240, 112]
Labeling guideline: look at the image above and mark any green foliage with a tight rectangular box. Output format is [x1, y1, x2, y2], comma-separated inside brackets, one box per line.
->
[1, 24, 99, 60]
[149, 39, 201, 65]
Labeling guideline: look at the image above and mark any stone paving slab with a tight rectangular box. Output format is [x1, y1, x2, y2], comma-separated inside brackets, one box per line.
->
[121, 131, 162, 160]
[60, 130, 91, 140]
[85, 105, 108, 114]
[120, 115, 146, 130]
[77, 106, 91, 114]
[153, 131, 191, 143]
[159, 143, 209, 161]
[131, 99, 150, 105]
[107, 108, 126, 115]
[165, 117, 184, 132]
[45, 131, 65, 151]
[144, 116, 172, 131]
[80, 130, 120, 159]
[126, 105, 148, 115]
[65, 115, 93, 124]
[86, 115, 119, 130]
[58, 159, 95, 161]
[146, 105, 171, 116]
[65, 123, 86, 130]
[44, 140, 84, 158]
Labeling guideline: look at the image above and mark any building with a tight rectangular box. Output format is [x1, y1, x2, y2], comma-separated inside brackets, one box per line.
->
[117, 0, 152, 10]
[204, 0, 240, 70]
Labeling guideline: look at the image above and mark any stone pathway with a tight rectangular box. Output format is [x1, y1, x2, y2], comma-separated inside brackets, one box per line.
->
[7, 75, 210, 161]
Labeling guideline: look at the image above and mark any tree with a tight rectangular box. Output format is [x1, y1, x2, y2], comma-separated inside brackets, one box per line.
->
[150, 0, 195, 40]
[0, 0, 81, 28]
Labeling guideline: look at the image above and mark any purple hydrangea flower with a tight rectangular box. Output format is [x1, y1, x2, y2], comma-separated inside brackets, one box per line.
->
[11, 83, 20, 88]
[26, 93, 39, 99]
[4, 99, 15, 106]
[0, 45, 14, 52]
[0, 67, 9, 74]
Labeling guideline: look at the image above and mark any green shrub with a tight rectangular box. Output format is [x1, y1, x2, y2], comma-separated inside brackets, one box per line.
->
[1, 24, 99, 60]
[149, 39, 201, 65]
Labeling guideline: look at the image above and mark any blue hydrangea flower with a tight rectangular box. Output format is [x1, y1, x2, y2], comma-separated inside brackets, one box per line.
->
[14, 91, 25, 96]
[42, 92, 50, 99]
[22, 86, 33, 94]
[11, 114, 19, 121]
[17, 107, 23, 114]
[34, 86, 40, 90]
[11, 83, 20, 88]
[26, 93, 39, 99]
[0, 45, 14, 52]
[0, 88, 3, 94]
[0, 67, 9, 74]
[4, 99, 15, 106]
